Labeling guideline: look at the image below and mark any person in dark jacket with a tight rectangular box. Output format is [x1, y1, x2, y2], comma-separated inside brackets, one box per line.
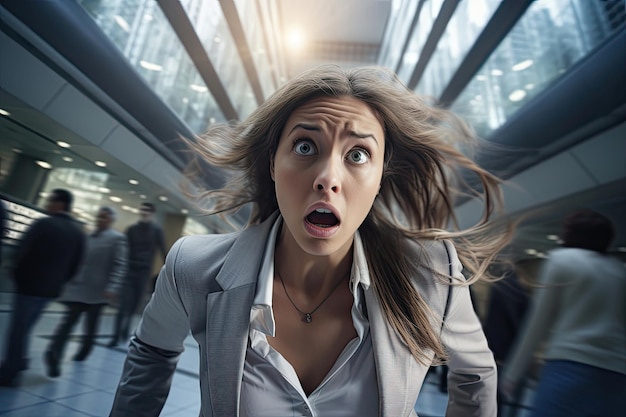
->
[108, 202, 166, 347]
[44, 206, 128, 377]
[0, 189, 85, 386]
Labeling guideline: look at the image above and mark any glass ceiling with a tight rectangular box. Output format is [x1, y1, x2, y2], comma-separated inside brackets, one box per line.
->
[76, 0, 624, 142]
[450, 0, 625, 139]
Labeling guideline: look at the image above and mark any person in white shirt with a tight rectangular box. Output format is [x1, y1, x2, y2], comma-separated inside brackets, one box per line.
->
[110, 65, 513, 417]
[501, 209, 626, 417]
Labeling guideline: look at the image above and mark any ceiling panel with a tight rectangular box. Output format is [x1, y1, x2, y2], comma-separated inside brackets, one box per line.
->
[100, 125, 159, 171]
[42, 84, 117, 146]
[0, 30, 66, 111]
[571, 122, 626, 185]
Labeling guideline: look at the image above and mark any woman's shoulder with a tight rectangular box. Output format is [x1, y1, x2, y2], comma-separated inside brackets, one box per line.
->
[170, 230, 241, 265]
[403, 237, 456, 286]
[167, 217, 276, 270]
[404, 237, 453, 266]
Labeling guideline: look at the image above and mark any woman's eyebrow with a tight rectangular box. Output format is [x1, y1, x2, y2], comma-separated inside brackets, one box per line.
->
[349, 129, 379, 144]
[288, 123, 319, 135]
[289, 123, 378, 144]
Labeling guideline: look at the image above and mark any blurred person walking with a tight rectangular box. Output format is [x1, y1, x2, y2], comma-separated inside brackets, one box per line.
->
[108, 202, 165, 347]
[0, 195, 6, 267]
[501, 209, 626, 417]
[483, 265, 530, 416]
[0, 189, 85, 386]
[44, 207, 128, 377]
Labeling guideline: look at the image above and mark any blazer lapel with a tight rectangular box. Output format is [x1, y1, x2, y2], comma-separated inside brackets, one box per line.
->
[204, 213, 279, 416]
[206, 285, 256, 416]
[365, 286, 420, 417]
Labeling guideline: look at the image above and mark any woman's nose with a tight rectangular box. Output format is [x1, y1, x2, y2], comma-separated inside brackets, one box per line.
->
[314, 158, 341, 193]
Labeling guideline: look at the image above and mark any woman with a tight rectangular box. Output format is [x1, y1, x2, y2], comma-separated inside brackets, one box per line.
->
[110, 65, 511, 416]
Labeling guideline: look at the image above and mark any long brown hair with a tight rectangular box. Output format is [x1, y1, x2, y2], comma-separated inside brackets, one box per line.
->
[187, 65, 513, 363]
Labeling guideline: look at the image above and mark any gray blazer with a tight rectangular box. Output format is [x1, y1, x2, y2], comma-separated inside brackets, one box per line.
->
[110, 213, 496, 417]
[59, 228, 128, 304]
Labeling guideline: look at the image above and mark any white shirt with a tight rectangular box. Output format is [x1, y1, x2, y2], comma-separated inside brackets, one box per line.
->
[241, 217, 379, 417]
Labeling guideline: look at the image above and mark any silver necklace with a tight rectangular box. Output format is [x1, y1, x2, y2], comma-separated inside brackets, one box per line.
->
[276, 270, 348, 323]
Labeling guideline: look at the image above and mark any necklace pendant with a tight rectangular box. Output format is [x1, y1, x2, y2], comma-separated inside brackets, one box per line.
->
[304, 313, 313, 323]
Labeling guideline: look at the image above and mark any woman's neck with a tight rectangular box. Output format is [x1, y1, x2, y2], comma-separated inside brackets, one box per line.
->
[275, 227, 353, 292]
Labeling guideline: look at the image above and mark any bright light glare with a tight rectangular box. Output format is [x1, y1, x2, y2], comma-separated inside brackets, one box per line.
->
[0, 108, 10, 116]
[509, 89, 527, 102]
[95, 161, 107, 167]
[36, 160, 52, 169]
[114, 15, 130, 32]
[287, 30, 304, 49]
[140, 60, 163, 72]
[57, 141, 71, 148]
[403, 52, 418, 65]
[512, 59, 534, 71]
[190, 84, 208, 93]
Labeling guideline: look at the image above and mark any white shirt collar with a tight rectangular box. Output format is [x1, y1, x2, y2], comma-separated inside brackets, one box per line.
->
[250, 215, 371, 336]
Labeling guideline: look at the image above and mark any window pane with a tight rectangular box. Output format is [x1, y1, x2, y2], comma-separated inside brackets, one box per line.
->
[451, 0, 625, 139]
[416, 0, 501, 99]
[234, 0, 278, 99]
[397, 0, 445, 84]
[379, 0, 421, 70]
[181, 1, 257, 119]
[77, 0, 225, 133]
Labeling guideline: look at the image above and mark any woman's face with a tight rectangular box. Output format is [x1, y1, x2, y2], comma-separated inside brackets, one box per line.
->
[272, 95, 385, 257]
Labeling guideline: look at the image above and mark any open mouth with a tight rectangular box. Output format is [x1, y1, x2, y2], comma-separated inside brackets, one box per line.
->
[306, 208, 339, 228]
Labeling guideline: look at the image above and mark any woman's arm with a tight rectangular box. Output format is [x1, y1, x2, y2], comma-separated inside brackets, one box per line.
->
[440, 241, 497, 417]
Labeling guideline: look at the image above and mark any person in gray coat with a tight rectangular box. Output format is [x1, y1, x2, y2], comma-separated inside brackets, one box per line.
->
[44, 206, 128, 377]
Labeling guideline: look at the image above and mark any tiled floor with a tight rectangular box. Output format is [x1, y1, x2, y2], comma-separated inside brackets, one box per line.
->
[0, 295, 534, 416]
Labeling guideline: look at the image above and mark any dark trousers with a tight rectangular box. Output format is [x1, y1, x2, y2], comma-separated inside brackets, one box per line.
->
[112, 267, 151, 343]
[48, 302, 105, 360]
[530, 359, 626, 417]
[0, 293, 50, 379]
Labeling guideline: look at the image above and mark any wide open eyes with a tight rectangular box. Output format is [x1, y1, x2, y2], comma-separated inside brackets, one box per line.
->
[293, 139, 317, 156]
[347, 148, 370, 165]
[293, 138, 371, 165]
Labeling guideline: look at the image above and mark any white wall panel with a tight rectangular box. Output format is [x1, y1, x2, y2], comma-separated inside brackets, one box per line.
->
[455, 122, 626, 229]
[141, 155, 187, 200]
[101, 125, 158, 170]
[42, 84, 117, 146]
[0, 31, 65, 110]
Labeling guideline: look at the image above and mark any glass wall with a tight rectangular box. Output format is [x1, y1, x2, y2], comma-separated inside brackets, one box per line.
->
[450, 0, 625, 139]
[38, 167, 110, 230]
[397, 0, 445, 84]
[78, 0, 225, 132]
[181, 0, 257, 119]
[416, 0, 501, 99]
[234, 0, 278, 99]
[378, 0, 420, 71]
